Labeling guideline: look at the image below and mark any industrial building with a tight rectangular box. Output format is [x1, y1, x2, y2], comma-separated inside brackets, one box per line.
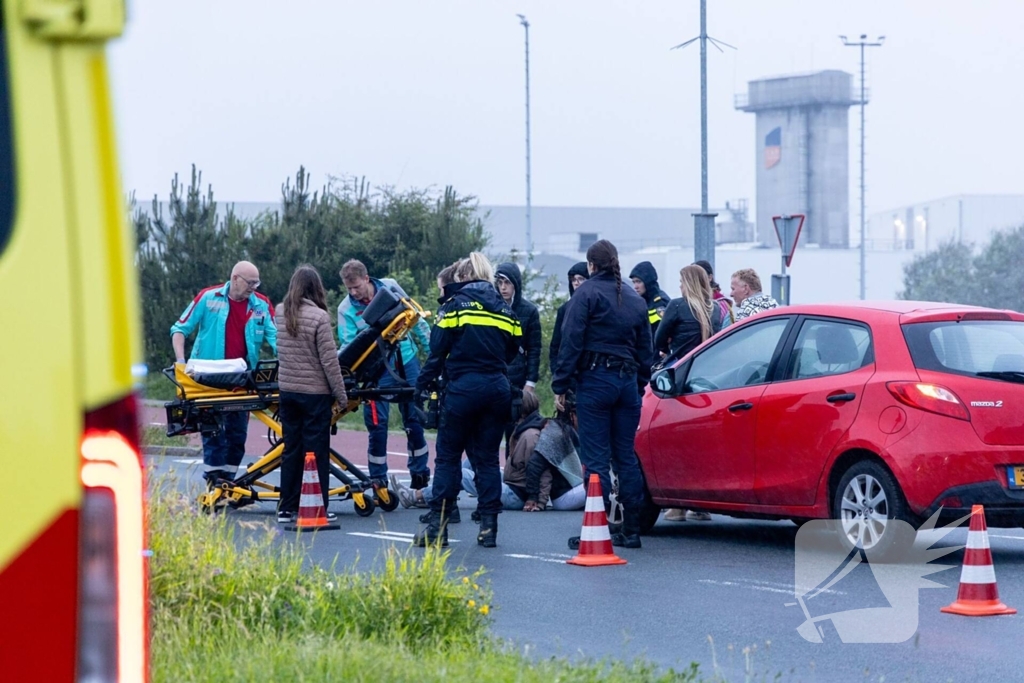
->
[868, 194, 1024, 251]
[735, 70, 857, 248]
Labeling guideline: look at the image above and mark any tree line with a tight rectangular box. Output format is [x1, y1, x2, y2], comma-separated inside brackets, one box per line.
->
[135, 166, 490, 368]
[899, 224, 1024, 309]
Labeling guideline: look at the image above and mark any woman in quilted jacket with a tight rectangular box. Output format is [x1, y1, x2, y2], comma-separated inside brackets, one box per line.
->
[276, 265, 348, 524]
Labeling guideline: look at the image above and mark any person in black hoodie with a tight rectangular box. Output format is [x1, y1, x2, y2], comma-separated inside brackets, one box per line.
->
[548, 262, 589, 369]
[629, 261, 671, 339]
[414, 253, 521, 548]
[495, 262, 542, 396]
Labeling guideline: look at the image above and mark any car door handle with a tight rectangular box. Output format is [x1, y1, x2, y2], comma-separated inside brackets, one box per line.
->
[826, 392, 857, 403]
[728, 402, 754, 412]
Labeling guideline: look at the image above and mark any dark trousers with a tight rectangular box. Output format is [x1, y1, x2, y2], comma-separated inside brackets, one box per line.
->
[201, 410, 249, 475]
[575, 366, 644, 510]
[363, 356, 429, 480]
[429, 373, 510, 517]
[279, 391, 333, 513]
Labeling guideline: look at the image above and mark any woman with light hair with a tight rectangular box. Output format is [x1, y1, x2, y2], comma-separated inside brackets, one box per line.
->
[413, 252, 522, 548]
[654, 264, 724, 523]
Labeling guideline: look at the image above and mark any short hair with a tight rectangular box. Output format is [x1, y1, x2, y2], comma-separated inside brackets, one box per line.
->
[340, 259, 368, 282]
[732, 268, 762, 293]
[454, 252, 494, 284]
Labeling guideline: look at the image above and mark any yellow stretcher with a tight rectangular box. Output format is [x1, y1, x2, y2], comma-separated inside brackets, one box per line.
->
[163, 287, 430, 514]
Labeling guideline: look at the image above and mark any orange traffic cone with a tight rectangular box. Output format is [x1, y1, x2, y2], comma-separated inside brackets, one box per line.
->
[567, 474, 627, 567]
[285, 453, 339, 532]
[941, 505, 1015, 616]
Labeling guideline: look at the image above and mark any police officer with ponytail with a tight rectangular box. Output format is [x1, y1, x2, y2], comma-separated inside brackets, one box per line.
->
[414, 253, 522, 548]
[552, 240, 653, 549]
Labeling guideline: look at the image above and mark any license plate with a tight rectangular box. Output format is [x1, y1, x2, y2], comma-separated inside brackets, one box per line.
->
[1008, 466, 1024, 489]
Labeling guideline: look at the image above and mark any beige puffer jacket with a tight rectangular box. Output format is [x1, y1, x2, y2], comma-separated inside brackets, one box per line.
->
[277, 299, 348, 403]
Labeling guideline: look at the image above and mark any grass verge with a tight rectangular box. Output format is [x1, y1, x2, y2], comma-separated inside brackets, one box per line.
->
[149, 482, 702, 682]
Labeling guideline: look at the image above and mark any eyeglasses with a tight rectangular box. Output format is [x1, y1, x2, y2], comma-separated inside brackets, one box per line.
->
[570, 275, 587, 285]
[235, 275, 261, 289]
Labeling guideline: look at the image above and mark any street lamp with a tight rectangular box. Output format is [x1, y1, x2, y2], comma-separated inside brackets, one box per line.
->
[840, 34, 884, 300]
[517, 14, 533, 257]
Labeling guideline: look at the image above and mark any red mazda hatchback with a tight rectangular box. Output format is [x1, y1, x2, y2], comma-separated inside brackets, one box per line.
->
[635, 301, 1024, 556]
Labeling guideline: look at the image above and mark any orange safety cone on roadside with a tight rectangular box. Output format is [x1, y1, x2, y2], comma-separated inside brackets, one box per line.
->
[285, 452, 339, 532]
[941, 504, 1015, 616]
[567, 474, 627, 567]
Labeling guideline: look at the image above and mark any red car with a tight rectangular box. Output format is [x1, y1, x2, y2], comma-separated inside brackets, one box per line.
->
[635, 301, 1024, 556]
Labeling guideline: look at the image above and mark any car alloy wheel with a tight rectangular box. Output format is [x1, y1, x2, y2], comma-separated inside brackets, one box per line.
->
[839, 473, 890, 550]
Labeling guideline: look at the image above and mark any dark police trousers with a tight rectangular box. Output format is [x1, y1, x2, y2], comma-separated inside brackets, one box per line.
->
[279, 391, 333, 513]
[574, 366, 645, 512]
[429, 373, 511, 517]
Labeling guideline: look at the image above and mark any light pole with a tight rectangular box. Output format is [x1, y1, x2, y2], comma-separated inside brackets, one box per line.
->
[672, 0, 734, 273]
[840, 34, 884, 300]
[517, 14, 533, 257]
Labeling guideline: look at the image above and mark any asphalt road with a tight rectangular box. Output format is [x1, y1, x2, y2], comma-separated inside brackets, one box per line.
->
[144, 405, 1024, 683]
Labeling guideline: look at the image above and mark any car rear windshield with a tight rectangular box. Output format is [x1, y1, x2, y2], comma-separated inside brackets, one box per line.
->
[903, 320, 1024, 377]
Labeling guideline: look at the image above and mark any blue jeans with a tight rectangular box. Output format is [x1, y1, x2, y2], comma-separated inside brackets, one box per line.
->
[574, 366, 644, 510]
[363, 356, 429, 481]
[460, 463, 526, 510]
[201, 410, 248, 475]
[429, 373, 510, 516]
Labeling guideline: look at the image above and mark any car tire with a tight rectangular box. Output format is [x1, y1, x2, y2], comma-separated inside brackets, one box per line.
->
[832, 459, 914, 562]
[638, 482, 662, 535]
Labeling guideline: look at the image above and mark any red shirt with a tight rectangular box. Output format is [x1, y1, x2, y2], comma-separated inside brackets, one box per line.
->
[224, 297, 249, 361]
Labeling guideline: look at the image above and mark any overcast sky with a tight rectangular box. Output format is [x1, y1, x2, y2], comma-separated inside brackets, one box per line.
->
[109, 0, 1024, 217]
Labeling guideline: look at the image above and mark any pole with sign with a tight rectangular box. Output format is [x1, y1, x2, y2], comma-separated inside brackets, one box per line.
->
[771, 214, 804, 305]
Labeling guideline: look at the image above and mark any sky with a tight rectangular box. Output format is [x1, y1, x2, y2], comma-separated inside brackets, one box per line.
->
[109, 0, 1024, 217]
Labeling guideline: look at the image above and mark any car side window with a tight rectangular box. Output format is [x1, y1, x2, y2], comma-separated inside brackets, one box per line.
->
[788, 319, 873, 380]
[0, 16, 14, 257]
[685, 318, 790, 393]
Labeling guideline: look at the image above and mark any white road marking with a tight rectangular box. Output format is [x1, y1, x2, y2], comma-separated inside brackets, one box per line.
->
[989, 534, 1024, 541]
[348, 531, 458, 543]
[172, 458, 202, 464]
[699, 579, 847, 596]
[504, 553, 570, 564]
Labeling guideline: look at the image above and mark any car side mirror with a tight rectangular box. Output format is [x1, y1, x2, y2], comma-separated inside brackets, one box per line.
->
[651, 360, 691, 398]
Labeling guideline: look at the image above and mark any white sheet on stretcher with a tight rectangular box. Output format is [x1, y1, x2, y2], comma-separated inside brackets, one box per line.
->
[185, 358, 248, 375]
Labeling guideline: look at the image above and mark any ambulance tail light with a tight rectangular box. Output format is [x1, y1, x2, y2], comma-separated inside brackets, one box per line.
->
[79, 395, 147, 683]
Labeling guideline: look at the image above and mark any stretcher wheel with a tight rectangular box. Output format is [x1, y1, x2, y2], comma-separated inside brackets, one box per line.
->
[353, 491, 376, 517]
[376, 488, 400, 512]
[198, 488, 222, 514]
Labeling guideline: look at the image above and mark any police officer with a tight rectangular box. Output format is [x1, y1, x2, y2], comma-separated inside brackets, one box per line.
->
[414, 253, 522, 548]
[629, 261, 671, 338]
[553, 240, 653, 549]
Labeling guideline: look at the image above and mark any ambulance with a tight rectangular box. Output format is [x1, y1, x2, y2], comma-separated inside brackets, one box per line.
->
[0, 2, 147, 681]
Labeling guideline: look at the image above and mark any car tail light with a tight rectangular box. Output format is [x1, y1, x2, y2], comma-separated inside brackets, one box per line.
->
[79, 394, 147, 683]
[887, 382, 970, 421]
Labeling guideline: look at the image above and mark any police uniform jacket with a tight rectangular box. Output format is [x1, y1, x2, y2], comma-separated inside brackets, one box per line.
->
[551, 272, 654, 396]
[417, 281, 522, 392]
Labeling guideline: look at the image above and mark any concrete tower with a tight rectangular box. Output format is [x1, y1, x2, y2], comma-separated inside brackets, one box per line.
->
[736, 70, 856, 248]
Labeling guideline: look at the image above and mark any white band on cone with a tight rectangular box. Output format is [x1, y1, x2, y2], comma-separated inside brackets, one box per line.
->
[584, 496, 605, 513]
[580, 525, 611, 542]
[299, 493, 322, 508]
[960, 564, 997, 585]
[966, 532, 991, 550]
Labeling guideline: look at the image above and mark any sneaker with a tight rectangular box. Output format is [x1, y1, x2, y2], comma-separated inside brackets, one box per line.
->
[686, 511, 712, 522]
[325, 511, 338, 522]
[391, 475, 426, 509]
[277, 510, 295, 524]
[664, 508, 687, 522]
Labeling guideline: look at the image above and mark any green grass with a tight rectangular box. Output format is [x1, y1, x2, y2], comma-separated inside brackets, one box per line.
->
[142, 370, 180, 401]
[148, 479, 703, 683]
[141, 425, 191, 448]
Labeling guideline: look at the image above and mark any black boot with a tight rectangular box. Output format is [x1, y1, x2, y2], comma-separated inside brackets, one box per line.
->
[420, 506, 460, 524]
[615, 508, 642, 549]
[410, 472, 430, 490]
[477, 513, 498, 548]
[413, 509, 449, 547]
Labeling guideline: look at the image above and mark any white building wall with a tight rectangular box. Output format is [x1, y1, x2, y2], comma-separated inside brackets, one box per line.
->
[868, 195, 1024, 251]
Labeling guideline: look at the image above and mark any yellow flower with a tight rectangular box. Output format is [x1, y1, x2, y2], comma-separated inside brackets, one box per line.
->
[479, 605, 490, 616]
[462, 577, 470, 584]
[467, 599, 476, 608]
[472, 584, 479, 591]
